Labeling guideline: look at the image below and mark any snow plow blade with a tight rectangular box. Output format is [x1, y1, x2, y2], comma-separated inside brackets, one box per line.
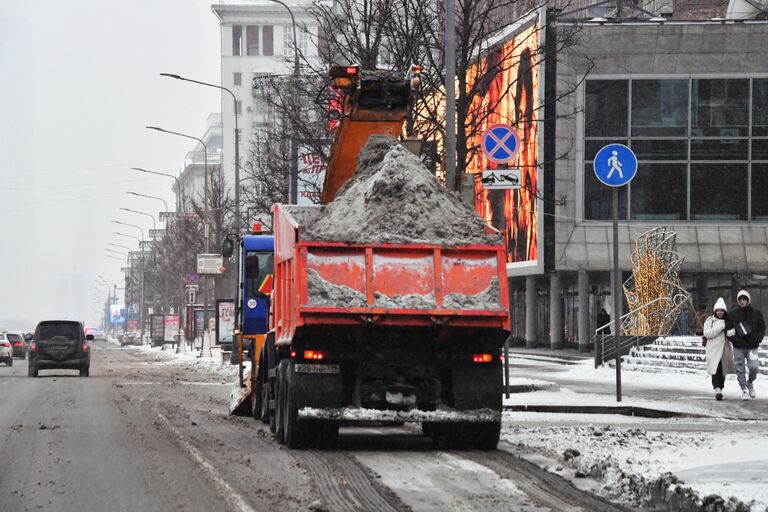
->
[298, 406, 501, 423]
[229, 369, 252, 416]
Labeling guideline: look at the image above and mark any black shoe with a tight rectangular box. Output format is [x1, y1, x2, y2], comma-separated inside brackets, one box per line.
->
[715, 388, 723, 401]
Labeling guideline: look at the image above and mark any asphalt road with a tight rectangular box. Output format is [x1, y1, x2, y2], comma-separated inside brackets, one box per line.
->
[0, 341, 633, 512]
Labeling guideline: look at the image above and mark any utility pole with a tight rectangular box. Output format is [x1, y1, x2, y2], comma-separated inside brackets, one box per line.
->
[445, 0, 457, 191]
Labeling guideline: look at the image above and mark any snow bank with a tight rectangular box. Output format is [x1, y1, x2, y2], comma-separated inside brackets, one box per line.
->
[123, 345, 246, 379]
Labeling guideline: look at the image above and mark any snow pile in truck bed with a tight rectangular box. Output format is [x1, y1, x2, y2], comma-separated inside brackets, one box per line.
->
[285, 136, 500, 246]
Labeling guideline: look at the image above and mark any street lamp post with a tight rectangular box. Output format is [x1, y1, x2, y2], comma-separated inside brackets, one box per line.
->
[159, 74, 241, 238]
[161, 72, 249, 375]
[113, 231, 141, 244]
[147, 125, 212, 350]
[108, 242, 132, 251]
[131, 167, 183, 212]
[112, 220, 144, 241]
[120, 207, 157, 234]
[111, 220, 149, 343]
[126, 191, 169, 214]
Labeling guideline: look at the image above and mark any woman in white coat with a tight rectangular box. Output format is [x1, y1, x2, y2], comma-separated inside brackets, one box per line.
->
[703, 297, 736, 400]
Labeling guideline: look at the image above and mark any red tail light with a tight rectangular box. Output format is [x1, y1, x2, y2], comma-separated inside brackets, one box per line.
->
[14, 342, 24, 347]
[472, 353, 494, 363]
[0, 341, 9, 347]
[30, 342, 36, 350]
[83, 343, 90, 351]
[303, 350, 328, 361]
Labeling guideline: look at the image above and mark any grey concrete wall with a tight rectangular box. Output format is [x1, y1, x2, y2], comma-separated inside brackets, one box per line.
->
[553, 21, 768, 274]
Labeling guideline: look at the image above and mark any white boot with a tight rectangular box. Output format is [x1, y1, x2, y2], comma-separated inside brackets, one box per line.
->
[742, 388, 750, 400]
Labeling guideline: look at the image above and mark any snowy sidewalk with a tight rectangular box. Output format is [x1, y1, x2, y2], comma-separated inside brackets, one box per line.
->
[505, 347, 768, 421]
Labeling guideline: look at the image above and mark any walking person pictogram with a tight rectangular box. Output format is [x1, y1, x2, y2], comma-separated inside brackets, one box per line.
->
[606, 150, 623, 179]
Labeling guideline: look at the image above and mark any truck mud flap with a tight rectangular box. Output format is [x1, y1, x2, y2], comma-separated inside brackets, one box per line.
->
[297, 406, 500, 423]
[290, 363, 342, 410]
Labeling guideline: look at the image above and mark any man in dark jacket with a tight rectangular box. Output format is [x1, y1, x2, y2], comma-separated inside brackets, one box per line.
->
[726, 290, 766, 400]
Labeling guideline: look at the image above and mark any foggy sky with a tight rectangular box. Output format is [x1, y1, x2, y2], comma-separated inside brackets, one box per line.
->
[0, 1, 221, 329]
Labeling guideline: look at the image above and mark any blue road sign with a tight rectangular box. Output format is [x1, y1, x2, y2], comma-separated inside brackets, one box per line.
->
[184, 272, 199, 285]
[593, 144, 638, 187]
[481, 123, 520, 164]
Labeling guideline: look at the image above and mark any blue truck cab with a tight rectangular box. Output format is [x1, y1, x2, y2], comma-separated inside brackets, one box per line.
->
[237, 234, 275, 360]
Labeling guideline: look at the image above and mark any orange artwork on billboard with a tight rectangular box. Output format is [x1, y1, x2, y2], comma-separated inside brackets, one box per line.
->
[466, 22, 540, 266]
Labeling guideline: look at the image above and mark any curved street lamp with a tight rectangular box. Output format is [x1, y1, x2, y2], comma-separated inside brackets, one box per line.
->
[130, 167, 183, 211]
[146, 126, 208, 251]
[113, 231, 141, 243]
[159, 73, 241, 237]
[127, 191, 169, 213]
[112, 220, 145, 241]
[120, 207, 157, 233]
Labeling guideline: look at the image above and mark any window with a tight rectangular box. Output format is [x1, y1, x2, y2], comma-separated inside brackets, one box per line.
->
[584, 165, 628, 220]
[690, 163, 747, 220]
[246, 25, 260, 55]
[585, 80, 628, 137]
[232, 25, 242, 56]
[245, 251, 274, 297]
[630, 163, 687, 220]
[283, 25, 294, 57]
[583, 77, 767, 222]
[632, 80, 688, 137]
[235, 101, 242, 115]
[263, 25, 274, 56]
[283, 26, 309, 57]
[754, 79, 768, 136]
[752, 164, 768, 220]
[233, 72, 242, 87]
[691, 79, 749, 137]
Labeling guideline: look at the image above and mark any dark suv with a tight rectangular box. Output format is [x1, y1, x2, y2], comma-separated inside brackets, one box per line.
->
[29, 320, 92, 377]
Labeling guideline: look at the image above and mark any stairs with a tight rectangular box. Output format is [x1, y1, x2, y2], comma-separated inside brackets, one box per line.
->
[611, 336, 768, 375]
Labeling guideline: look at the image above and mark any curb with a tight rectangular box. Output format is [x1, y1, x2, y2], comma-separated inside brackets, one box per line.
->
[502, 404, 708, 418]
[506, 382, 560, 393]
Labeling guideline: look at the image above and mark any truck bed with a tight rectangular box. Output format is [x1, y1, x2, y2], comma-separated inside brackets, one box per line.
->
[273, 204, 510, 345]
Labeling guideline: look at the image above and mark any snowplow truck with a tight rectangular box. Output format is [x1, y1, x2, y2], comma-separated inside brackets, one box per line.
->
[247, 66, 510, 449]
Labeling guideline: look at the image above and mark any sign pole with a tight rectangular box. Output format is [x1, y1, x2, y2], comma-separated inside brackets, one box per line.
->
[613, 187, 621, 402]
[593, 143, 636, 403]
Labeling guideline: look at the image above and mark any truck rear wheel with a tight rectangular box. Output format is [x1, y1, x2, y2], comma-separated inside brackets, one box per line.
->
[470, 422, 501, 451]
[283, 361, 313, 449]
[431, 362, 502, 450]
[252, 379, 263, 420]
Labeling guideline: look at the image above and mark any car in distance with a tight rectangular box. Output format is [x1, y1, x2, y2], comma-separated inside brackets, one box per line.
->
[6, 332, 27, 359]
[85, 326, 107, 342]
[0, 333, 12, 366]
[29, 320, 91, 377]
[120, 331, 138, 346]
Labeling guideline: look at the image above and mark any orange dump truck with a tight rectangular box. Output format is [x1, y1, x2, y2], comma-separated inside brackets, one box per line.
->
[249, 202, 510, 449]
[245, 67, 510, 449]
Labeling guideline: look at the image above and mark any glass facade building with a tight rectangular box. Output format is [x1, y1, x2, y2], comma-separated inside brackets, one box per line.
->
[583, 77, 768, 222]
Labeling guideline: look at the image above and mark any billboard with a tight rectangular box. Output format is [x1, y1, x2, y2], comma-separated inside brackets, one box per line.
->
[126, 320, 139, 332]
[465, 9, 545, 276]
[150, 315, 164, 340]
[163, 315, 180, 343]
[216, 300, 235, 344]
[291, 140, 330, 205]
[109, 304, 125, 325]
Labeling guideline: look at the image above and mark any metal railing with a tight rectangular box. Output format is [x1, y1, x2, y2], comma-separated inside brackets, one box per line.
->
[593, 296, 678, 367]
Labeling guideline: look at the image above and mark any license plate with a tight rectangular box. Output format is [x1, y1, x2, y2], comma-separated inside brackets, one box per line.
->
[295, 364, 340, 374]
